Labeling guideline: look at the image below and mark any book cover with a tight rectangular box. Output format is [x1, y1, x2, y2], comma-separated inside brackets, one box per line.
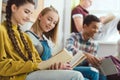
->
[98, 58, 118, 76]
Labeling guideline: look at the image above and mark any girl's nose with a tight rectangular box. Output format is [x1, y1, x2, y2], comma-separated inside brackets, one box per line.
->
[49, 22, 54, 28]
[26, 14, 31, 21]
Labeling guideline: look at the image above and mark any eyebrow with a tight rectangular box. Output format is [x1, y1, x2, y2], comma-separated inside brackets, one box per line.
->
[48, 16, 58, 22]
[25, 8, 32, 14]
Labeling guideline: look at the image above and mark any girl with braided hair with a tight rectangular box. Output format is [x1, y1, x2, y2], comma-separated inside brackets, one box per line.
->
[0, 0, 84, 80]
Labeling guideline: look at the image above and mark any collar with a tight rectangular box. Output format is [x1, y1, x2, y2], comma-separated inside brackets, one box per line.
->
[3, 21, 18, 30]
[80, 31, 90, 42]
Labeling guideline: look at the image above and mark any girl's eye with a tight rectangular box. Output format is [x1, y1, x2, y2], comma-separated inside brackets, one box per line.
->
[24, 10, 30, 14]
[25, 11, 29, 14]
[53, 22, 57, 25]
[48, 18, 52, 21]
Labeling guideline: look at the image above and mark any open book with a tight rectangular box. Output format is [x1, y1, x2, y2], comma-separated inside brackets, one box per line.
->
[97, 58, 118, 76]
[70, 51, 86, 68]
[39, 49, 86, 70]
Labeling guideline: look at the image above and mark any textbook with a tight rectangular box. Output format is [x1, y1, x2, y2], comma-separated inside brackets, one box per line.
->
[39, 49, 86, 70]
[70, 51, 86, 68]
[97, 58, 118, 76]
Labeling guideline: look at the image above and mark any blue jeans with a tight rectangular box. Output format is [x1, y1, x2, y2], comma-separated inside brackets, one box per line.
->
[73, 67, 99, 80]
[99, 74, 107, 80]
[26, 70, 84, 80]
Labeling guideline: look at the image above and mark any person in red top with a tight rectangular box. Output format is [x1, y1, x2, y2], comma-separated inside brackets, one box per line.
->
[71, 0, 93, 32]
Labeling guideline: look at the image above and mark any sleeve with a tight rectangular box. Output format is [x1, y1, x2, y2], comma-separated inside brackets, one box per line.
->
[0, 30, 40, 76]
[72, 7, 83, 17]
[65, 33, 79, 55]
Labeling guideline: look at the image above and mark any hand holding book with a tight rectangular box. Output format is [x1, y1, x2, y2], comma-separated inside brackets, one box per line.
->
[84, 53, 101, 67]
[38, 49, 86, 70]
[49, 62, 72, 70]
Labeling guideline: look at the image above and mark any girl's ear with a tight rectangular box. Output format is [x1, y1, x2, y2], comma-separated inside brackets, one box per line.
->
[38, 14, 42, 20]
[11, 4, 17, 12]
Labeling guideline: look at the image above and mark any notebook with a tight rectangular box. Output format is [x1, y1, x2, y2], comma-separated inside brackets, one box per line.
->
[98, 58, 118, 76]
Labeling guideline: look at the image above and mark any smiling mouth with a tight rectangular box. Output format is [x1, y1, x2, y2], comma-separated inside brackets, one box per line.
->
[23, 19, 29, 22]
[46, 26, 51, 30]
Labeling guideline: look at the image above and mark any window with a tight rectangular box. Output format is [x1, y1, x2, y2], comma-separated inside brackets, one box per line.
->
[89, 0, 120, 16]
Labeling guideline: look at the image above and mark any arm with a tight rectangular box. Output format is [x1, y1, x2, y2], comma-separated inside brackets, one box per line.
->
[0, 59, 38, 76]
[0, 30, 41, 76]
[72, 14, 83, 32]
[84, 41, 100, 66]
[100, 13, 115, 24]
[84, 53, 100, 66]
[71, 6, 88, 32]
[65, 33, 79, 55]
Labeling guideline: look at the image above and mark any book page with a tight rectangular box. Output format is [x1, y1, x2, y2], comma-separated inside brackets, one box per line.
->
[39, 49, 73, 70]
[70, 51, 86, 68]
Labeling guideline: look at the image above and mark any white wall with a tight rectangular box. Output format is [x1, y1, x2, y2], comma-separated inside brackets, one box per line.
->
[63, 0, 71, 46]
[97, 42, 118, 57]
[89, 0, 120, 17]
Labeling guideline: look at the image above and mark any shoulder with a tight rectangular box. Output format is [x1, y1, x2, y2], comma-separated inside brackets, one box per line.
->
[25, 30, 40, 45]
[72, 5, 83, 11]
[25, 30, 38, 40]
[71, 32, 81, 37]
[72, 5, 83, 14]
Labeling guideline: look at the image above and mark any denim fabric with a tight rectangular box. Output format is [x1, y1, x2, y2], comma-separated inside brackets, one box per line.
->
[26, 70, 84, 80]
[40, 40, 52, 60]
[74, 67, 99, 80]
[99, 74, 107, 80]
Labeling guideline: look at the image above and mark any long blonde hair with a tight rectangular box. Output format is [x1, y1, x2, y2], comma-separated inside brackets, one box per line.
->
[31, 6, 59, 44]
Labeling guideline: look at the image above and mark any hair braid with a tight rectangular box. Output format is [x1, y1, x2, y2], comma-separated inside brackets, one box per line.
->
[5, 0, 34, 61]
[6, 22, 28, 61]
[18, 27, 33, 61]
